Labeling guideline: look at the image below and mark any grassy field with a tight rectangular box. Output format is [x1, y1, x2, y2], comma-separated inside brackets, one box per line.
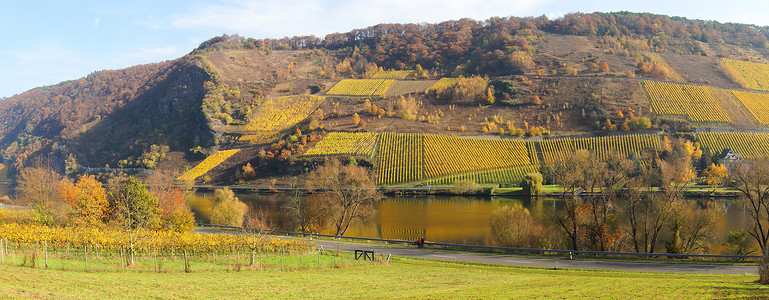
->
[0, 256, 766, 299]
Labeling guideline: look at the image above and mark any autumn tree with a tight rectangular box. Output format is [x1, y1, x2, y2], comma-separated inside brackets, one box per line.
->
[210, 188, 248, 227]
[520, 172, 543, 195]
[147, 173, 195, 232]
[306, 158, 381, 236]
[489, 203, 543, 248]
[109, 177, 160, 265]
[552, 150, 630, 251]
[16, 165, 65, 225]
[665, 200, 723, 254]
[702, 163, 728, 192]
[60, 175, 109, 227]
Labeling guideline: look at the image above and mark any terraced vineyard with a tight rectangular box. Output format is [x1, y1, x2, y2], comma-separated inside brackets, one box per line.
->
[643, 81, 731, 123]
[697, 132, 769, 160]
[177, 149, 240, 181]
[326, 79, 396, 97]
[426, 78, 461, 92]
[242, 95, 325, 132]
[371, 70, 413, 79]
[424, 165, 539, 185]
[722, 59, 769, 91]
[234, 95, 325, 144]
[540, 134, 662, 164]
[238, 132, 281, 145]
[302, 132, 379, 158]
[539, 137, 576, 165]
[731, 90, 769, 125]
[423, 135, 532, 179]
[307, 132, 667, 186]
[377, 133, 424, 185]
[385, 80, 437, 96]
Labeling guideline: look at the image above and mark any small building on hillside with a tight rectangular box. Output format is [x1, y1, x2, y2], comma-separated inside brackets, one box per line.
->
[718, 148, 743, 171]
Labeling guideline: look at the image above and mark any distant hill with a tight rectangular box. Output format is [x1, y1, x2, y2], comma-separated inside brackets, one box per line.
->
[3, 11, 769, 183]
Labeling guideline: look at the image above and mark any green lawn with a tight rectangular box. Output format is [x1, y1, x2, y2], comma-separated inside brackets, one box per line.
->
[0, 256, 766, 299]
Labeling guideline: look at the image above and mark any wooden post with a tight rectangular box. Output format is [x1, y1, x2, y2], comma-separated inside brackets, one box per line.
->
[84, 244, 89, 272]
[66, 243, 69, 257]
[280, 248, 283, 271]
[1, 238, 4, 265]
[153, 248, 157, 273]
[44, 240, 48, 269]
[212, 251, 215, 271]
[317, 249, 320, 269]
[120, 247, 125, 270]
[184, 250, 189, 273]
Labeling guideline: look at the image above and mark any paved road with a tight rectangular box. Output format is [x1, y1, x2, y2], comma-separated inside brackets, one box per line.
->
[303, 238, 758, 275]
[196, 228, 758, 275]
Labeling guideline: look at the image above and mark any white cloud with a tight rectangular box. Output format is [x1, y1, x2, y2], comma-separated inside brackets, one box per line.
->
[92, 17, 101, 29]
[170, 0, 553, 38]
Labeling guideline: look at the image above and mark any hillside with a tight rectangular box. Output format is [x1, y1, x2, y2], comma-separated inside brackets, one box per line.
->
[3, 12, 769, 184]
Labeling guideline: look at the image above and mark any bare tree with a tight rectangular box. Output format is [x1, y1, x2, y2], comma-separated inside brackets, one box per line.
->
[15, 163, 66, 225]
[730, 157, 769, 283]
[305, 158, 381, 236]
[241, 207, 271, 266]
[552, 149, 591, 250]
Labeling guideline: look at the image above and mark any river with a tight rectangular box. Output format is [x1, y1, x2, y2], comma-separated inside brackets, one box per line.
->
[188, 191, 752, 253]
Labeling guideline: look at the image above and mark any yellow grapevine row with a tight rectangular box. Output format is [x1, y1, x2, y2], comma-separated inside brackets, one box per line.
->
[242, 95, 325, 132]
[371, 70, 413, 79]
[423, 135, 531, 179]
[326, 79, 395, 97]
[697, 132, 769, 160]
[426, 78, 461, 92]
[302, 132, 379, 158]
[377, 133, 423, 185]
[177, 149, 240, 181]
[643, 81, 731, 123]
[722, 59, 769, 92]
[540, 134, 661, 165]
[731, 90, 769, 125]
[0, 223, 309, 253]
[424, 165, 540, 185]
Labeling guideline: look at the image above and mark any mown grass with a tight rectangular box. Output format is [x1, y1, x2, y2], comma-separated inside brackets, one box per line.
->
[0, 254, 766, 299]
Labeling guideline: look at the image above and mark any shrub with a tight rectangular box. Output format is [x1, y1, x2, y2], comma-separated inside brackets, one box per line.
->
[489, 203, 537, 248]
[451, 179, 480, 194]
[210, 188, 248, 227]
[520, 172, 543, 195]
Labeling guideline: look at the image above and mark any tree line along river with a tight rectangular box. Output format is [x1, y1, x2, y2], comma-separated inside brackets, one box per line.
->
[188, 191, 752, 254]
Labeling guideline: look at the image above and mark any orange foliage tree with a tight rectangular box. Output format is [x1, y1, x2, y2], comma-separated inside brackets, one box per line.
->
[59, 175, 109, 227]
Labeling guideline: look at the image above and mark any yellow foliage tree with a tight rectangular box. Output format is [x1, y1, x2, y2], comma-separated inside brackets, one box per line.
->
[65, 175, 109, 227]
[702, 164, 728, 192]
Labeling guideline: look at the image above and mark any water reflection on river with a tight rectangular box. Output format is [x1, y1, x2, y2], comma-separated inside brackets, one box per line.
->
[189, 191, 751, 251]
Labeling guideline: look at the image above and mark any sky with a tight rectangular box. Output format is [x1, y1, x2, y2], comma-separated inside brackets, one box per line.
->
[1, 0, 768, 98]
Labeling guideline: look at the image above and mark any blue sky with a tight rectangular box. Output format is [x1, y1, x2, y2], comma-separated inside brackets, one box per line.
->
[2, 0, 768, 98]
